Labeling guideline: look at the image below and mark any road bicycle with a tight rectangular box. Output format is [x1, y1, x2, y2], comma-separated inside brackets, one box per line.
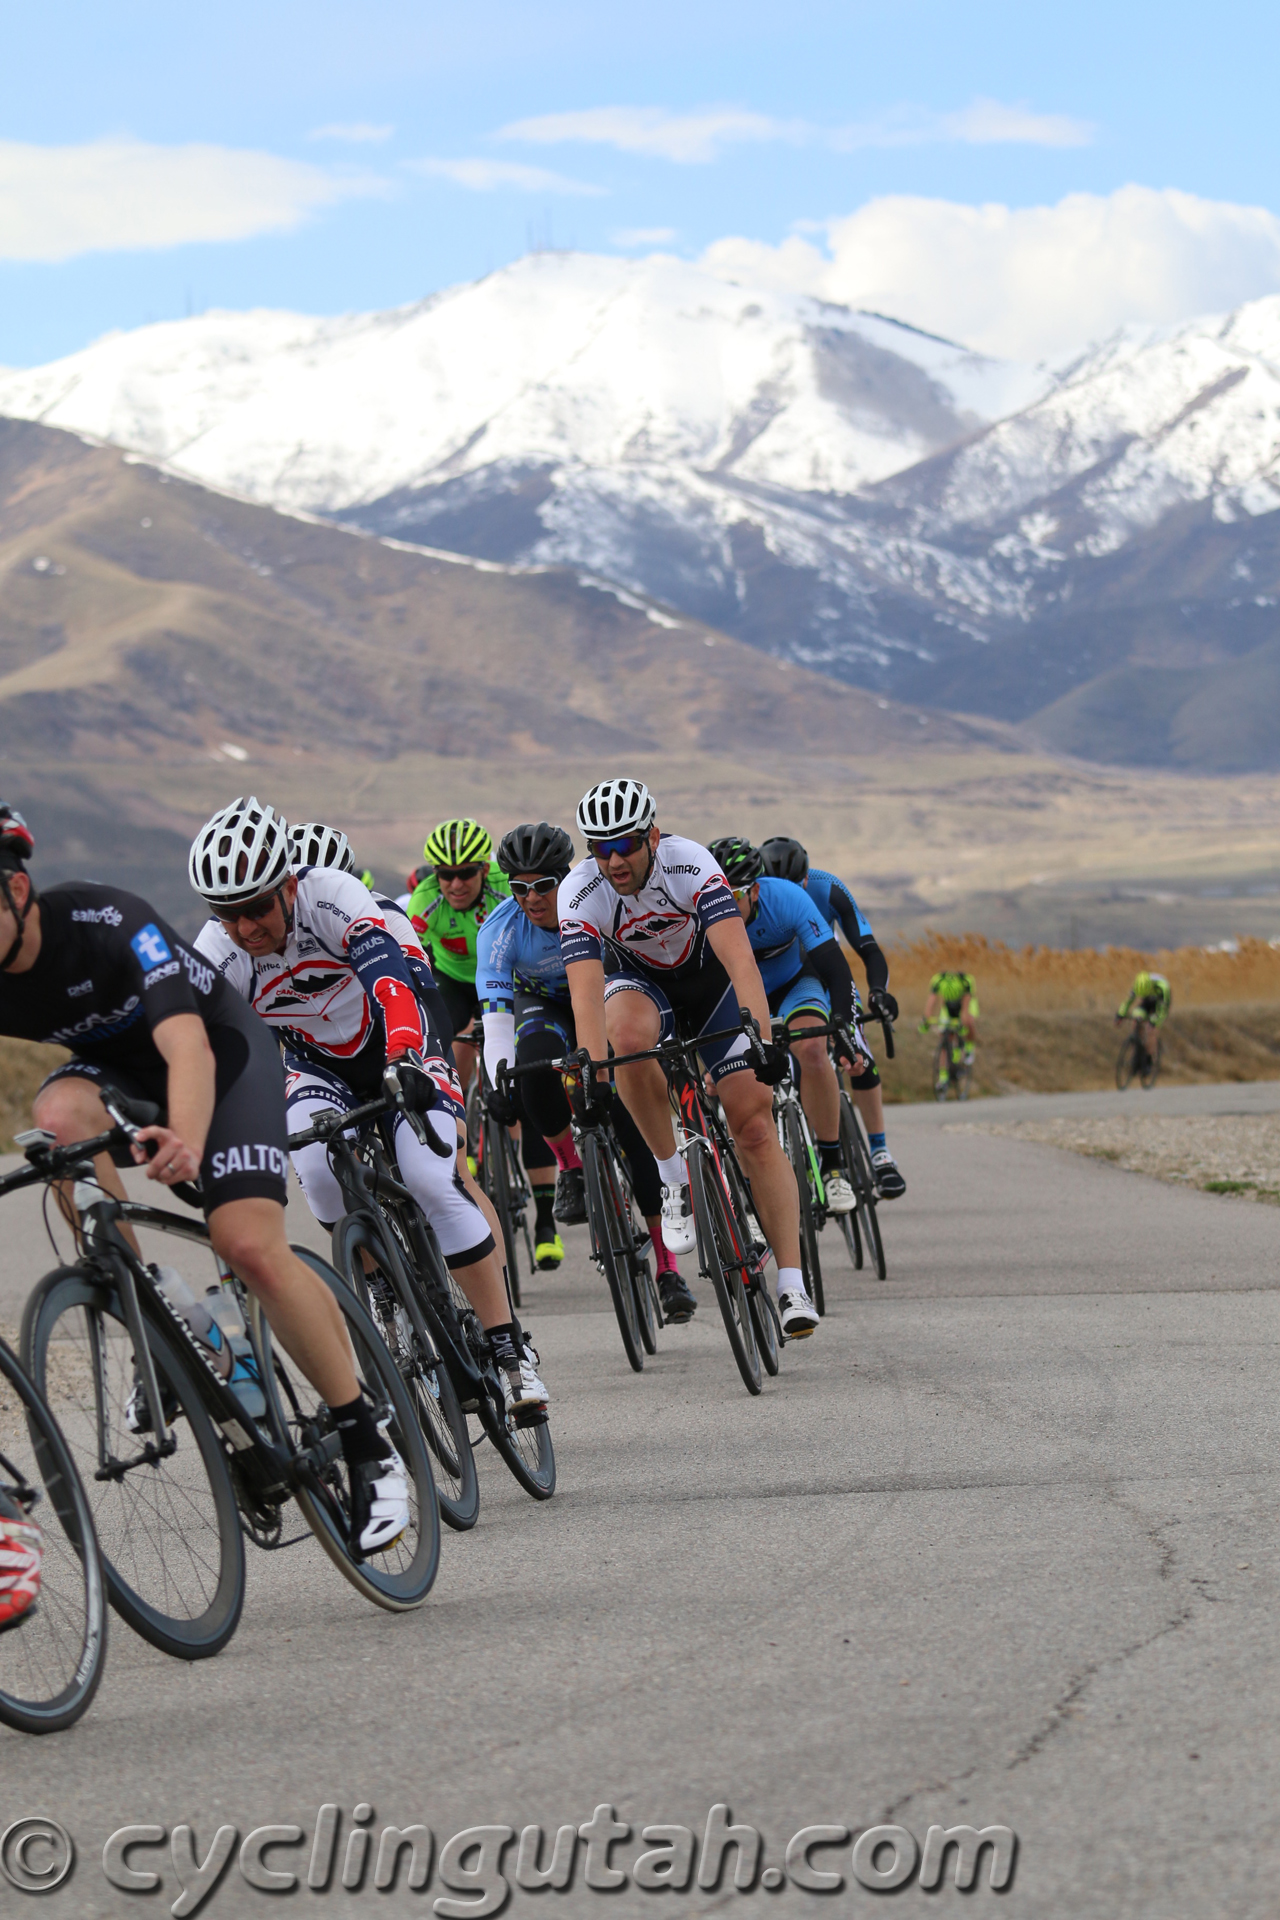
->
[778, 1014, 889, 1284]
[465, 1063, 534, 1308]
[1116, 1019, 1162, 1090]
[768, 1020, 825, 1316]
[0, 1328, 107, 1732]
[567, 1012, 785, 1396]
[498, 1058, 662, 1373]
[289, 1075, 555, 1506]
[16, 1093, 441, 1662]
[929, 1016, 973, 1101]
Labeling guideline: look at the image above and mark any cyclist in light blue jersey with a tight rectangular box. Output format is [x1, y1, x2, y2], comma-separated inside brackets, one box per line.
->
[478, 822, 695, 1319]
[759, 835, 905, 1200]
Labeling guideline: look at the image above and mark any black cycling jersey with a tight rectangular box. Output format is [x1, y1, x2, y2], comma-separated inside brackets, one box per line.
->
[1, 883, 288, 1211]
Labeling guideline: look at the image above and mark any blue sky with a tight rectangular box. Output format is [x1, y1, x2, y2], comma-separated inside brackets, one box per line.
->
[4, 0, 1280, 366]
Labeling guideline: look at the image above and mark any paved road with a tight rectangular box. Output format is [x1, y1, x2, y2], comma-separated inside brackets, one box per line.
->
[0, 1083, 1277, 1918]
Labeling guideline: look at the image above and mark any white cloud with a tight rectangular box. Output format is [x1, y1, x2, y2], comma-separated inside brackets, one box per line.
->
[408, 156, 605, 196]
[499, 99, 1091, 164]
[701, 186, 1280, 364]
[612, 226, 677, 247]
[308, 122, 394, 144]
[0, 138, 384, 263]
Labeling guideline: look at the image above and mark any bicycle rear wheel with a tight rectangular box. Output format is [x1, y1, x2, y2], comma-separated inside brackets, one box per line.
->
[22, 1266, 244, 1660]
[582, 1132, 644, 1371]
[0, 1340, 108, 1733]
[933, 1039, 952, 1100]
[841, 1098, 886, 1280]
[782, 1105, 824, 1316]
[333, 1214, 478, 1532]
[257, 1249, 440, 1609]
[1141, 1037, 1162, 1090]
[485, 1115, 524, 1309]
[688, 1148, 761, 1395]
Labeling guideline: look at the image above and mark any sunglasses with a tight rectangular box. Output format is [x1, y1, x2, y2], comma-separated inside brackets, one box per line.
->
[731, 883, 757, 899]
[508, 875, 560, 898]
[212, 888, 282, 924]
[589, 834, 648, 860]
[435, 864, 484, 884]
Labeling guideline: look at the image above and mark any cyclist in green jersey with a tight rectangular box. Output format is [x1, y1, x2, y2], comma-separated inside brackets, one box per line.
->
[922, 969, 978, 1060]
[408, 818, 510, 1095]
[1116, 970, 1171, 1032]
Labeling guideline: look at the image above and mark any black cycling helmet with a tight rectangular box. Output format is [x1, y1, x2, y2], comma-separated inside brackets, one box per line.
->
[759, 835, 809, 885]
[496, 822, 574, 878]
[708, 836, 764, 888]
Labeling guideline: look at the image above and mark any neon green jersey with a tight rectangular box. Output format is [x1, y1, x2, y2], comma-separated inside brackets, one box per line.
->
[1117, 974, 1170, 1025]
[408, 870, 510, 984]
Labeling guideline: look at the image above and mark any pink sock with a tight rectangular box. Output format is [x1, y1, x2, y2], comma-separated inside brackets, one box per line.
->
[652, 1227, 677, 1276]
[549, 1134, 582, 1172]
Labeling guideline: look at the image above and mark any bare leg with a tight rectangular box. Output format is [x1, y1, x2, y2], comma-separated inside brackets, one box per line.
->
[207, 1197, 358, 1406]
[603, 992, 675, 1158]
[785, 1015, 840, 1141]
[716, 1071, 801, 1272]
[34, 1076, 145, 1255]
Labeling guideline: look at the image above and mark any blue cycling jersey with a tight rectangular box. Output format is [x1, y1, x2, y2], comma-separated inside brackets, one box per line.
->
[476, 894, 569, 1014]
[744, 876, 837, 994]
[805, 868, 874, 946]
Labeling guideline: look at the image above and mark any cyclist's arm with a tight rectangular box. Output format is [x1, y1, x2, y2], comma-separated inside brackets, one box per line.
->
[849, 934, 889, 996]
[923, 991, 941, 1021]
[147, 1012, 216, 1167]
[1117, 991, 1135, 1019]
[345, 921, 428, 1060]
[564, 957, 609, 1080]
[801, 935, 854, 1024]
[706, 913, 772, 1038]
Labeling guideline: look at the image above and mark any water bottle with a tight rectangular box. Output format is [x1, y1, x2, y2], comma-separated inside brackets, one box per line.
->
[150, 1267, 264, 1419]
[206, 1277, 266, 1420]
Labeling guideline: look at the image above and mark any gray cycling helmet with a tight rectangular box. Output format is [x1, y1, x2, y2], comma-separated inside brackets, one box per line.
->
[759, 835, 809, 885]
[496, 822, 574, 877]
[575, 778, 655, 839]
[289, 821, 355, 874]
[189, 796, 291, 907]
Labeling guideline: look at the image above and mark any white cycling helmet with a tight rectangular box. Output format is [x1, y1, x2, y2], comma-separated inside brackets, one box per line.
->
[575, 778, 656, 839]
[289, 821, 355, 874]
[189, 796, 291, 908]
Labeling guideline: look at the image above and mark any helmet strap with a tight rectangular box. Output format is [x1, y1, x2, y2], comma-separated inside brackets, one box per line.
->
[0, 870, 32, 972]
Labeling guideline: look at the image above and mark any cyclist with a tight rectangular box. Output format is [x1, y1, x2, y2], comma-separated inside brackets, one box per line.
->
[922, 967, 978, 1060]
[1116, 970, 1171, 1038]
[710, 837, 860, 1215]
[0, 1488, 42, 1631]
[407, 820, 509, 1096]
[191, 798, 546, 1421]
[759, 836, 905, 1199]
[560, 779, 817, 1338]
[0, 799, 410, 1554]
[479, 823, 696, 1321]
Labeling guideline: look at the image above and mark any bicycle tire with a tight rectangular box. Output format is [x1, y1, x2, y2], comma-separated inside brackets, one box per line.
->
[332, 1214, 479, 1532]
[481, 1113, 520, 1308]
[782, 1104, 824, 1316]
[22, 1266, 244, 1660]
[0, 1340, 108, 1733]
[839, 1202, 863, 1271]
[717, 1147, 778, 1370]
[687, 1147, 762, 1395]
[1141, 1037, 1162, 1090]
[841, 1099, 887, 1281]
[933, 1038, 952, 1100]
[1116, 1034, 1139, 1090]
[582, 1132, 644, 1371]
[256, 1249, 440, 1609]
[634, 1250, 659, 1355]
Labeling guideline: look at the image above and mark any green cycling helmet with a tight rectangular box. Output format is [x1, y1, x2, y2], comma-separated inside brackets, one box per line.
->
[708, 835, 764, 888]
[1134, 970, 1154, 994]
[423, 818, 493, 868]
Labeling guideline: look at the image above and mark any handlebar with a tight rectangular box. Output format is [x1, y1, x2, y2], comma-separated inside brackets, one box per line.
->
[286, 1068, 453, 1158]
[0, 1084, 162, 1199]
[769, 1007, 896, 1061]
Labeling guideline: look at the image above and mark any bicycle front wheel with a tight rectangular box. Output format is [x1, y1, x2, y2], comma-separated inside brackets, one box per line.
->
[22, 1267, 244, 1660]
[1116, 1034, 1139, 1090]
[782, 1105, 824, 1316]
[841, 1099, 886, 1281]
[688, 1148, 761, 1395]
[484, 1115, 524, 1308]
[0, 1340, 108, 1733]
[257, 1250, 440, 1609]
[582, 1132, 644, 1371]
[933, 1039, 952, 1100]
[1141, 1037, 1162, 1090]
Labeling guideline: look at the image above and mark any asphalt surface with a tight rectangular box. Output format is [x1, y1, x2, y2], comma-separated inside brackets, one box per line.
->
[0, 1081, 1277, 1917]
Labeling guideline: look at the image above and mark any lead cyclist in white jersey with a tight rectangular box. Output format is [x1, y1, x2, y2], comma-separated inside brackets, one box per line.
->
[190, 800, 547, 1417]
[558, 778, 818, 1338]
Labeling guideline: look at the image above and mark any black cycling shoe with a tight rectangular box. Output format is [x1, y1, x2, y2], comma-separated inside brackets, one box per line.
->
[871, 1151, 906, 1200]
[658, 1271, 697, 1323]
[125, 1372, 181, 1435]
[552, 1167, 587, 1224]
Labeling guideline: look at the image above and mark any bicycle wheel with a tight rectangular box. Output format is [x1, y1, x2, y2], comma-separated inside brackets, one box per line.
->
[256, 1249, 440, 1609]
[1141, 1037, 1162, 1090]
[933, 1039, 952, 1100]
[688, 1147, 761, 1395]
[781, 1105, 824, 1316]
[485, 1117, 523, 1309]
[1116, 1034, 1139, 1090]
[841, 1099, 886, 1281]
[22, 1266, 244, 1660]
[582, 1132, 644, 1371]
[333, 1214, 478, 1532]
[634, 1250, 659, 1356]
[0, 1341, 107, 1733]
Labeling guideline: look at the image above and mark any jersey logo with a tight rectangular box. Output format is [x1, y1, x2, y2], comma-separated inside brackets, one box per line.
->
[440, 934, 470, 958]
[131, 924, 172, 970]
[72, 905, 122, 927]
[67, 978, 93, 997]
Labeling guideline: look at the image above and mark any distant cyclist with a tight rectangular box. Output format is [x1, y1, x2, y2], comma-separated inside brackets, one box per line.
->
[759, 835, 905, 1200]
[1117, 970, 1170, 1036]
[407, 819, 509, 1093]
[478, 823, 696, 1319]
[922, 967, 978, 1060]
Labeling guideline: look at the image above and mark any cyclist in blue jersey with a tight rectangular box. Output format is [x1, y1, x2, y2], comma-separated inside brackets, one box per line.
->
[478, 823, 696, 1321]
[759, 836, 905, 1199]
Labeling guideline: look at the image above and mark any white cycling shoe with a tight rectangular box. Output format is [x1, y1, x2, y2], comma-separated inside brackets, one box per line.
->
[824, 1172, 856, 1214]
[778, 1289, 820, 1338]
[660, 1181, 697, 1255]
[502, 1344, 549, 1426]
[351, 1442, 410, 1556]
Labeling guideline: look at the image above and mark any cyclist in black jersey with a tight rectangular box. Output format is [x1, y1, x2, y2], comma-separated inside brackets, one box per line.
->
[0, 802, 408, 1555]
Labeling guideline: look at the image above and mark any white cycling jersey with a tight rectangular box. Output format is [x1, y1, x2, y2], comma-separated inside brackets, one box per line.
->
[558, 834, 738, 986]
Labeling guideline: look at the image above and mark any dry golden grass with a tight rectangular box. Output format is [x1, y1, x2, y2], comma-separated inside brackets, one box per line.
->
[0, 1038, 67, 1151]
[884, 933, 1280, 1015]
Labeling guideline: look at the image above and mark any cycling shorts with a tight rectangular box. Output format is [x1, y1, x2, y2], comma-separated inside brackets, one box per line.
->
[769, 969, 830, 1025]
[39, 1016, 290, 1213]
[603, 969, 751, 1085]
[436, 974, 481, 1046]
[514, 991, 574, 1052]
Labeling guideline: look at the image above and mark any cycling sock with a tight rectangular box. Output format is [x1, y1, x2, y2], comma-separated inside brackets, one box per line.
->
[776, 1265, 804, 1299]
[818, 1139, 841, 1173]
[548, 1134, 582, 1173]
[534, 1188, 557, 1237]
[331, 1394, 382, 1467]
[657, 1152, 686, 1187]
[868, 1131, 887, 1154]
[653, 1238, 678, 1277]
[487, 1322, 519, 1368]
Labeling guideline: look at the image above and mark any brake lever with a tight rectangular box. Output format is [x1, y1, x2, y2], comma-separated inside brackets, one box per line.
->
[383, 1063, 451, 1156]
